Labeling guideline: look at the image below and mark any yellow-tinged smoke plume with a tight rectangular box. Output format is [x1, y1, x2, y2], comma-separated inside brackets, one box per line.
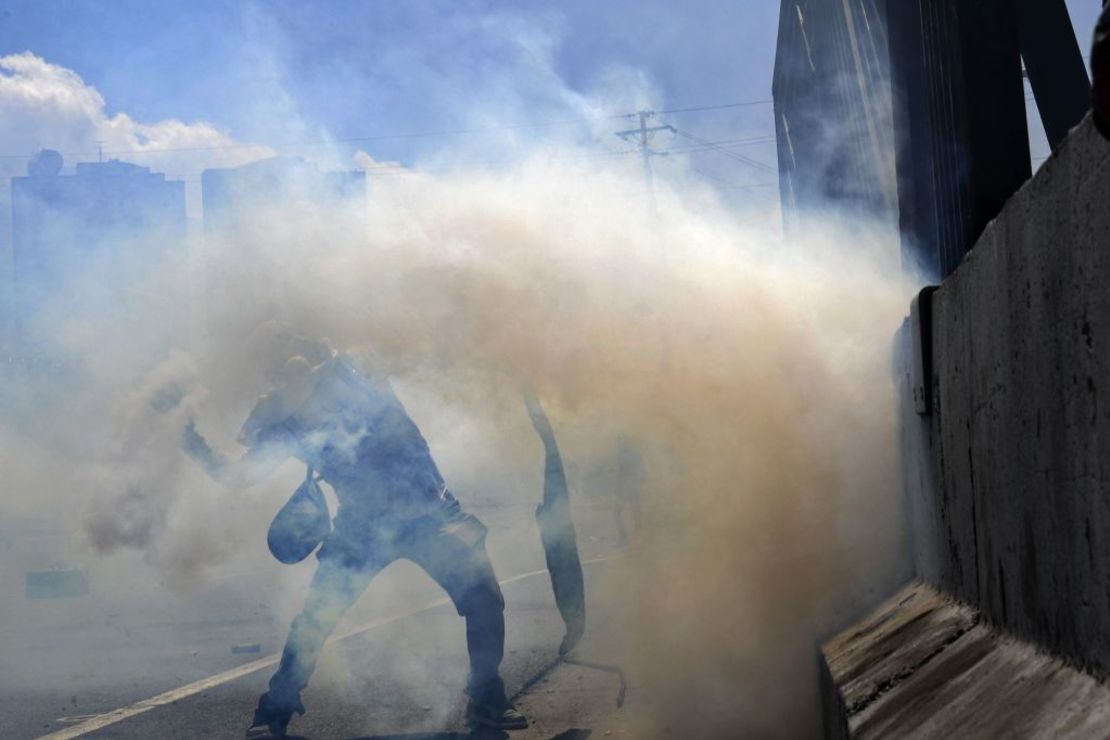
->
[5, 156, 910, 737]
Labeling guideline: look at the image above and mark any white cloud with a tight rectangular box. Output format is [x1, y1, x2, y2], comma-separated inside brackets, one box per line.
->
[0, 52, 273, 209]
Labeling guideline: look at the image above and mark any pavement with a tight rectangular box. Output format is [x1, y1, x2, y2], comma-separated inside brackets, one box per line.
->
[821, 582, 1110, 739]
[6, 511, 634, 740]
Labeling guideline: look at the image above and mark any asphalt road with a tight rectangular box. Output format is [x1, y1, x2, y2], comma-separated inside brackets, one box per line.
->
[4, 510, 630, 740]
[33, 563, 625, 740]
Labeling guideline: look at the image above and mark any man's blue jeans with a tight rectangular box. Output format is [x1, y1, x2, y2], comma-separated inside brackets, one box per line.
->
[264, 512, 507, 714]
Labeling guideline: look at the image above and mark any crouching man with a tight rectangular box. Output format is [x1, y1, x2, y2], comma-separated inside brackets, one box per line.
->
[184, 329, 527, 737]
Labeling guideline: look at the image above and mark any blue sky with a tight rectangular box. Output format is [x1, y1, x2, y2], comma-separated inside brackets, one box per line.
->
[0, 1, 780, 128]
[0, 1, 1103, 207]
[0, 3, 777, 147]
[0, 1, 783, 202]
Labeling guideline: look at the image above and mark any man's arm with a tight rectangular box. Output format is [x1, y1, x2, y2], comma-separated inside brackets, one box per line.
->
[183, 419, 289, 490]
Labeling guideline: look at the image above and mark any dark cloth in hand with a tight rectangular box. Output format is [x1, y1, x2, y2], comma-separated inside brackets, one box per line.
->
[182, 419, 227, 475]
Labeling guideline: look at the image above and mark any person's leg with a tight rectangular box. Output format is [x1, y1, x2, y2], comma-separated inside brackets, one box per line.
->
[399, 515, 525, 729]
[252, 556, 381, 732]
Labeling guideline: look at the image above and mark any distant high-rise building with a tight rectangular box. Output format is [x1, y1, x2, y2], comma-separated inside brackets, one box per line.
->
[9, 151, 186, 357]
[201, 156, 365, 236]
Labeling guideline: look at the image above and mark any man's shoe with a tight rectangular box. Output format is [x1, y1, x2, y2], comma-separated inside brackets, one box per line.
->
[245, 724, 287, 740]
[466, 698, 529, 730]
[244, 693, 304, 738]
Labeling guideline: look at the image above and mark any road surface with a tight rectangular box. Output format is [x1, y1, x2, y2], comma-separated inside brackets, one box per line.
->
[5, 512, 631, 740]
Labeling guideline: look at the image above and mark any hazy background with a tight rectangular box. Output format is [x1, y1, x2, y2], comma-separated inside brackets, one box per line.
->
[0, 2, 1104, 738]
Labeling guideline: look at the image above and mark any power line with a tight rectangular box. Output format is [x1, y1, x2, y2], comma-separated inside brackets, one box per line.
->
[87, 130, 777, 183]
[656, 99, 773, 115]
[162, 125, 777, 184]
[689, 166, 777, 193]
[0, 97, 776, 161]
[720, 182, 778, 191]
[690, 165, 738, 186]
[663, 135, 777, 156]
[670, 127, 777, 174]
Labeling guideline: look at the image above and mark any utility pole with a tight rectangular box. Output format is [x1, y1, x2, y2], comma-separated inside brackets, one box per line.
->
[615, 111, 673, 212]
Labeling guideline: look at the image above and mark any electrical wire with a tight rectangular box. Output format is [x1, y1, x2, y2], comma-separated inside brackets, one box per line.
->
[0, 97, 775, 161]
[670, 128, 778, 174]
[656, 99, 773, 115]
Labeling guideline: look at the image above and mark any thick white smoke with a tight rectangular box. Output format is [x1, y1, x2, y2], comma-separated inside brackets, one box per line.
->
[7, 160, 908, 736]
[0, 41, 911, 739]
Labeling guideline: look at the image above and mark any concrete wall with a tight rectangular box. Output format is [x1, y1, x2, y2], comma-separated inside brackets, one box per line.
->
[910, 116, 1110, 675]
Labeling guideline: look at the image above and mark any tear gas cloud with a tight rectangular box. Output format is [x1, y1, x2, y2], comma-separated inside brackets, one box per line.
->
[1, 50, 911, 740]
[1, 161, 910, 737]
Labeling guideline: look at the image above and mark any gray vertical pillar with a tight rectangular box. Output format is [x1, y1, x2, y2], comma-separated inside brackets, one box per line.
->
[1017, 0, 1092, 150]
[956, 0, 1031, 262]
[887, 1, 940, 278]
[887, 0, 1031, 279]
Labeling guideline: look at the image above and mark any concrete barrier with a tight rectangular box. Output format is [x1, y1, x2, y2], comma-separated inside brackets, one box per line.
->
[922, 116, 1110, 674]
[824, 116, 1110, 736]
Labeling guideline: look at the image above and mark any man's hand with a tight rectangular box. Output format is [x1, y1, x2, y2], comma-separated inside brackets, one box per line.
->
[182, 418, 227, 475]
[184, 418, 290, 490]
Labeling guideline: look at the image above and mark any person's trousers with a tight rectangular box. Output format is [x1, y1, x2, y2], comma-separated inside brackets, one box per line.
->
[265, 513, 506, 713]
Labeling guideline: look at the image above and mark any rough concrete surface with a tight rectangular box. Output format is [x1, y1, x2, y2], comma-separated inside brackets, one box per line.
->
[822, 582, 1110, 739]
[914, 115, 1110, 675]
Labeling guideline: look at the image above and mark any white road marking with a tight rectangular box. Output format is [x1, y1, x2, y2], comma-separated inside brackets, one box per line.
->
[36, 557, 612, 740]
